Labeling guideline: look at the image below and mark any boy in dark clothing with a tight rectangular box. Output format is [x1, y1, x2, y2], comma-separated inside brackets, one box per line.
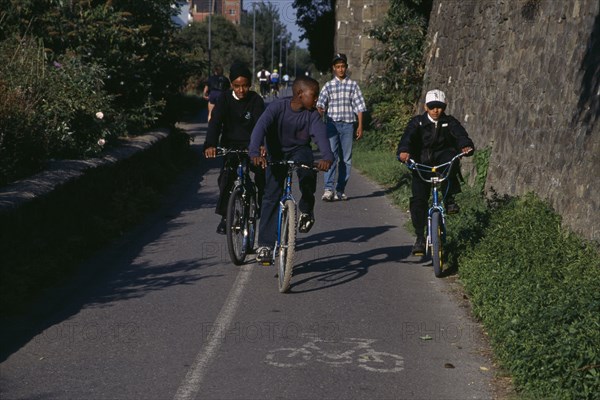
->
[204, 62, 265, 234]
[249, 76, 334, 263]
[203, 65, 231, 122]
[397, 89, 474, 256]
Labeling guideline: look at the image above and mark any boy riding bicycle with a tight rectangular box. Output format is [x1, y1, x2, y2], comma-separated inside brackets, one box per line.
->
[249, 76, 333, 264]
[396, 89, 474, 256]
[204, 62, 266, 234]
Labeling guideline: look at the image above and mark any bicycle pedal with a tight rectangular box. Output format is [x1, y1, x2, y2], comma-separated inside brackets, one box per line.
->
[260, 261, 273, 267]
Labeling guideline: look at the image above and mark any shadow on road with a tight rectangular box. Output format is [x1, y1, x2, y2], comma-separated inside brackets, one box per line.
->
[0, 114, 224, 362]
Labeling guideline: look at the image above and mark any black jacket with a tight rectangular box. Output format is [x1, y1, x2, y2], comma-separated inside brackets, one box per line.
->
[396, 112, 474, 164]
[204, 90, 265, 149]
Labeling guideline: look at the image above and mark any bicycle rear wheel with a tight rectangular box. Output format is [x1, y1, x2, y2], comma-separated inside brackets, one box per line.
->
[277, 199, 296, 293]
[430, 211, 444, 277]
[226, 187, 247, 265]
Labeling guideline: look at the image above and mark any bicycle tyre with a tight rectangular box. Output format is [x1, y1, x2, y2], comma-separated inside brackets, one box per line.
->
[277, 199, 296, 293]
[246, 192, 257, 253]
[226, 187, 247, 265]
[430, 211, 444, 277]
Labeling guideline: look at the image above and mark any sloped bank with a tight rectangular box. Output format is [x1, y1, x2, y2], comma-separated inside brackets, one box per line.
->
[0, 128, 191, 316]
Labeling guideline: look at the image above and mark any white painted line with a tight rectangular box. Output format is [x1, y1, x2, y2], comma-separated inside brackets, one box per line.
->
[173, 264, 253, 400]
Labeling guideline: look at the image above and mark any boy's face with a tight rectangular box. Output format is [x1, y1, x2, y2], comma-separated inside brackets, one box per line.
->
[424, 104, 445, 121]
[232, 77, 250, 99]
[299, 88, 318, 110]
[332, 61, 347, 79]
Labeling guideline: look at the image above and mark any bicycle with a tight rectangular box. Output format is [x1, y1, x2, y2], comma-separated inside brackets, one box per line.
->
[216, 148, 259, 265]
[261, 160, 319, 293]
[405, 152, 468, 277]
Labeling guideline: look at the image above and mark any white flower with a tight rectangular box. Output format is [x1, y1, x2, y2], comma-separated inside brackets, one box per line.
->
[95, 111, 104, 120]
[97, 138, 106, 146]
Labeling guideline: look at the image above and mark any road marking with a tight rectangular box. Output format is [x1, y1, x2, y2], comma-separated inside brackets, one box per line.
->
[173, 264, 253, 400]
[265, 335, 404, 373]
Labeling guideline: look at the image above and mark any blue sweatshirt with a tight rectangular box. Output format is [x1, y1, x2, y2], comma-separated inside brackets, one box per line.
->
[249, 97, 333, 162]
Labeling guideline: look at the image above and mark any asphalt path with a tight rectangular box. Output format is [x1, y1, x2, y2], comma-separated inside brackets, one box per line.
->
[0, 116, 495, 399]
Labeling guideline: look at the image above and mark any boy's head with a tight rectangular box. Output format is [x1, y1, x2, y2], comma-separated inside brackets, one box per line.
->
[291, 76, 320, 110]
[331, 53, 348, 79]
[424, 89, 447, 121]
[229, 62, 252, 99]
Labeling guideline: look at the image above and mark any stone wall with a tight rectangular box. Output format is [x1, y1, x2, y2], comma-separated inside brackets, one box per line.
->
[422, 0, 600, 241]
[335, 0, 390, 82]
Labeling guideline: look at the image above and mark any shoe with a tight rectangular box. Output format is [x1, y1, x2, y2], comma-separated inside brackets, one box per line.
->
[321, 189, 334, 201]
[446, 202, 460, 214]
[298, 212, 315, 233]
[216, 217, 226, 235]
[334, 192, 347, 201]
[412, 237, 426, 256]
[256, 246, 273, 265]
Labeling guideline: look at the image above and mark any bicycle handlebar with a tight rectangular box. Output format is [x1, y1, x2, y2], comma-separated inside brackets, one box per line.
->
[406, 151, 468, 183]
[215, 147, 249, 156]
[268, 160, 320, 172]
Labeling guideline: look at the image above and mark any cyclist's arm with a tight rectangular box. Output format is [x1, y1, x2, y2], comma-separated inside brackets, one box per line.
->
[448, 116, 475, 155]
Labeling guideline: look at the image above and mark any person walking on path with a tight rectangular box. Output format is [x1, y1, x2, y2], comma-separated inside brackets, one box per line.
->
[249, 76, 333, 264]
[397, 89, 474, 256]
[317, 53, 367, 202]
[203, 65, 231, 122]
[204, 62, 266, 234]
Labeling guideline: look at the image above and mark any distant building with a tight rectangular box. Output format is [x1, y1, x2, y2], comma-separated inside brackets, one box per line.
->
[190, 0, 242, 25]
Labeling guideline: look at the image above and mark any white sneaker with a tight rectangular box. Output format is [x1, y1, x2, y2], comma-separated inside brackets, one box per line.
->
[334, 192, 347, 201]
[321, 189, 334, 201]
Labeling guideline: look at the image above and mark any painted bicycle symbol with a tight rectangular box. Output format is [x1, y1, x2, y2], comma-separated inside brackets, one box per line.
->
[265, 334, 404, 373]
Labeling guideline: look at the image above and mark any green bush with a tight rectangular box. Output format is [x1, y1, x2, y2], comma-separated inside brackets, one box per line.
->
[459, 193, 600, 399]
[0, 37, 123, 184]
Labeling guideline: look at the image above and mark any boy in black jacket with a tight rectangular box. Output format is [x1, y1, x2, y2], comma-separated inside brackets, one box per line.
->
[204, 62, 265, 234]
[397, 89, 474, 256]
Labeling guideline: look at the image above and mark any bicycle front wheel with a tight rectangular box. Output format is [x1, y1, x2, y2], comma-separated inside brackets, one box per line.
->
[226, 187, 247, 265]
[430, 211, 444, 277]
[246, 192, 257, 253]
[277, 199, 296, 293]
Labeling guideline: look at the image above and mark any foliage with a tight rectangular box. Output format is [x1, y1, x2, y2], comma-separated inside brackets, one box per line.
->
[0, 37, 121, 184]
[293, 0, 336, 72]
[1, 0, 186, 134]
[459, 194, 600, 399]
[362, 0, 432, 153]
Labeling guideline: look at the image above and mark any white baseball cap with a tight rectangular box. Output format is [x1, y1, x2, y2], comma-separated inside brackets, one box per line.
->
[425, 89, 446, 107]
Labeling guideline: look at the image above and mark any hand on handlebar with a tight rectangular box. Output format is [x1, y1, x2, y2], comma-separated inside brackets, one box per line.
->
[252, 156, 267, 169]
[315, 159, 332, 172]
[204, 146, 217, 158]
[398, 152, 410, 163]
[461, 147, 474, 156]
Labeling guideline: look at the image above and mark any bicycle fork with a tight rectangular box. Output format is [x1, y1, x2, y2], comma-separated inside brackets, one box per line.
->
[427, 184, 447, 250]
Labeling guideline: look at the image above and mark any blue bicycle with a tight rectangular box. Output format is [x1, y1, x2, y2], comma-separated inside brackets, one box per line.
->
[216, 148, 258, 265]
[264, 160, 318, 293]
[406, 152, 467, 277]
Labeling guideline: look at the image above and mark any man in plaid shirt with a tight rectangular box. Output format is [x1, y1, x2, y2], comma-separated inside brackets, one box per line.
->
[317, 53, 367, 201]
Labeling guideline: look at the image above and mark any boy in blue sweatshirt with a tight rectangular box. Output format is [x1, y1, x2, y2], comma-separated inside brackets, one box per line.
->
[249, 76, 333, 263]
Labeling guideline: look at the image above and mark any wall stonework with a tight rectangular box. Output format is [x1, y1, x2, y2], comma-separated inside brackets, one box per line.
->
[335, 0, 390, 82]
[422, 0, 600, 241]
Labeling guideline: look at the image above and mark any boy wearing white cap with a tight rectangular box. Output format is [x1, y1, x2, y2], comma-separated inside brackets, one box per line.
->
[397, 89, 474, 256]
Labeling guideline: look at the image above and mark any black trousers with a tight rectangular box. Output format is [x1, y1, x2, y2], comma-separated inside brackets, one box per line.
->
[410, 151, 461, 238]
[258, 146, 316, 248]
[216, 154, 265, 217]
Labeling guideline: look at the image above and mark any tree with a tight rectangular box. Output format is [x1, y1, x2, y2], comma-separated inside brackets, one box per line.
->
[293, 0, 336, 72]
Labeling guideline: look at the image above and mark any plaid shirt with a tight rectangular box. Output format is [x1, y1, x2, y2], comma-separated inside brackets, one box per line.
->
[317, 76, 367, 123]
